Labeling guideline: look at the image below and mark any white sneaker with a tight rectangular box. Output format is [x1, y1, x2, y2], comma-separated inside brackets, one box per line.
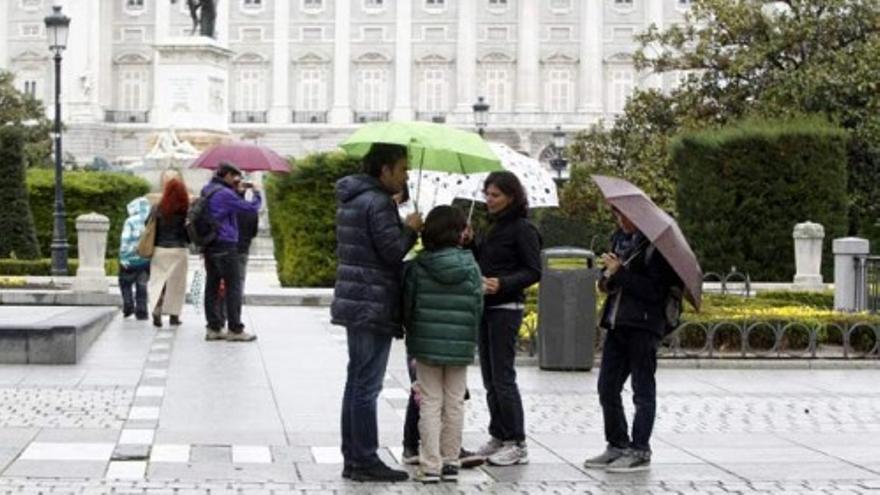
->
[474, 437, 504, 458]
[487, 442, 529, 466]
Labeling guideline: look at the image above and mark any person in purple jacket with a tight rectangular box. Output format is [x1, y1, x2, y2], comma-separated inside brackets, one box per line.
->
[201, 162, 262, 342]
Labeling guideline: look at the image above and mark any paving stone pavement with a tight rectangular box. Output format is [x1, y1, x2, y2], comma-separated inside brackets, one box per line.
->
[0, 306, 879, 494]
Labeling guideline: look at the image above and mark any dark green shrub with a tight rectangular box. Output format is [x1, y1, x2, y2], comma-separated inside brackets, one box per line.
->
[534, 208, 614, 252]
[266, 152, 360, 287]
[0, 126, 40, 259]
[26, 169, 150, 262]
[673, 117, 849, 282]
[0, 258, 118, 276]
[755, 290, 834, 309]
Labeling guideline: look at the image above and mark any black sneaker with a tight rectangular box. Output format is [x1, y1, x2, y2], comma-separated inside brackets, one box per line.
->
[606, 449, 651, 473]
[152, 313, 162, 328]
[459, 448, 484, 468]
[169, 315, 182, 326]
[401, 446, 419, 465]
[350, 462, 409, 482]
[441, 464, 459, 482]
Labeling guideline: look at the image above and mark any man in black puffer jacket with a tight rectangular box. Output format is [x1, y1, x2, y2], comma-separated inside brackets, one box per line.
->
[584, 207, 680, 474]
[332, 143, 422, 483]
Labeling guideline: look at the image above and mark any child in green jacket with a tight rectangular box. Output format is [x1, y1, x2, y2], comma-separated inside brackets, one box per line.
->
[403, 205, 483, 483]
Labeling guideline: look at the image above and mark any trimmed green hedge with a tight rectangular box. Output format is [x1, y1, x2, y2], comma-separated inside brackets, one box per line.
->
[673, 117, 849, 282]
[266, 152, 360, 287]
[0, 258, 119, 276]
[0, 126, 40, 258]
[26, 169, 150, 263]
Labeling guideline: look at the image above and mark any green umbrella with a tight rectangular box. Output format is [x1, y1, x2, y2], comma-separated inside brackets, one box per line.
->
[339, 121, 502, 174]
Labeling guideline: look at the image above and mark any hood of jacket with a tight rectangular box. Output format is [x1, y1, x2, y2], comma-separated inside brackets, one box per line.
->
[336, 174, 385, 203]
[126, 196, 151, 221]
[416, 247, 473, 285]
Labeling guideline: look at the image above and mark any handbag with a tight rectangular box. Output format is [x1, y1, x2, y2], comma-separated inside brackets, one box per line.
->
[136, 211, 157, 259]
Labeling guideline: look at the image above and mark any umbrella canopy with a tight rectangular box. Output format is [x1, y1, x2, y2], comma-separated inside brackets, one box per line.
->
[339, 121, 502, 174]
[591, 174, 703, 311]
[190, 142, 291, 173]
[453, 142, 559, 208]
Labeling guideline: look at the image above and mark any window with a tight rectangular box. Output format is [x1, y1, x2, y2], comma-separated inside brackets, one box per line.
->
[426, 0, 444, 6]
[303, 0, 323, 11]
[550, 0, 570, 9]
[20, 24, 41, 37]
[23, 80, 37, 97]
[363, 27, 384, 41]
[358, 69, 387, 112]
[615, 0, 633, 3]
[546, 69, 573, 113]
[298, 68, 326, 111]
[489, 0, 507, 4]
[126, 0, 143, 7]
[484, 68, 510, 112]
[241, 0, 263, 12]
[20, 0, 42, 11]
[302, 27, 323, 41]
[364, 0, 383, 7]
[236, 69, 265, 111]
[424, 27, 446, 41]
[487, 27, 508, 41]
[610, 68, 634, 113]
[243, 0, 261, 5]
[421, 69, 447, 112]
[240, 27, 263, 42]
[120, 69, 147, 110]
[549, 27, 571, 41]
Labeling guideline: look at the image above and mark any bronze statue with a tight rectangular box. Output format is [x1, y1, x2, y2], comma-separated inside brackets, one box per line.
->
[171, 0, 217, 38]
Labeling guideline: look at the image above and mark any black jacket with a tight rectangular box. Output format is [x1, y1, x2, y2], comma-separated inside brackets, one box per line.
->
[155, 210, 189, 248]
[473, 210, 542, 307]
[331, 174, 418, 336]
[236, 209, 259, 254]
[599, 230, 679, 338]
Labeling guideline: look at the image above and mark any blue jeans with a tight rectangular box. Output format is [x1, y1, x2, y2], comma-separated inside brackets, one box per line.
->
[340, 327, 392, 468]
[119, 265, 149, 318]
[478, 309, 526, 442]
[598, 326, 660, 452]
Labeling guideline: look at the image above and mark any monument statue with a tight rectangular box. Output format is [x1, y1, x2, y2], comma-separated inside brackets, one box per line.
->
[171, 0, 217, 38]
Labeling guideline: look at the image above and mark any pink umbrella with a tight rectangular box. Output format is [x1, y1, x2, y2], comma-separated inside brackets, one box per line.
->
[190, 142, 291, 173]
[592, 174, 703, 311]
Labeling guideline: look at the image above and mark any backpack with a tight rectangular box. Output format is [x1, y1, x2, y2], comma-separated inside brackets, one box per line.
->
[186, 185, 223, 251]
[645, 244, 684, 335]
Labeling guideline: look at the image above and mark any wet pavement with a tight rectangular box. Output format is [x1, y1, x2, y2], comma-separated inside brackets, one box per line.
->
[0, 305, 879, 493]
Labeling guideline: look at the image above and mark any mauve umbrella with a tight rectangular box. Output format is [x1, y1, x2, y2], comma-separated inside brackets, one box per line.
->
[190, 142, 291, 173]
[592, 174, 703, 311]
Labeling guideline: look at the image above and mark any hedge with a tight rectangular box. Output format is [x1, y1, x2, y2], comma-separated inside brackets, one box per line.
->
[266, 152, 360, 287]
[26, 169, 150, 264]
[672, 117, 849, 282]
[0, 126, 40, 258]
[0, 258, 119, 276]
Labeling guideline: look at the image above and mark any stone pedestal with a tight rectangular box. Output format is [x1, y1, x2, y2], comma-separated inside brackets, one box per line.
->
[72, 213, 110, 293]
[833, 237, 870, 311]
[792, 221, 825, 290]
[151, 38, 233, 132]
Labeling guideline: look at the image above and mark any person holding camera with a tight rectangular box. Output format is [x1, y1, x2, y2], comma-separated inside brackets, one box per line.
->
[201, 162, 262, 342]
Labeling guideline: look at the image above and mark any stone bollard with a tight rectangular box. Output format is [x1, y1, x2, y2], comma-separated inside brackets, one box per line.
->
[792, 221, 825, 290]
[71, 212, 110, 293]
[832, 237, 870, 312]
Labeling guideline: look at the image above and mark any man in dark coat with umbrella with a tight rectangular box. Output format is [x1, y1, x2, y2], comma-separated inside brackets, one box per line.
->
[583, 207, 682, 473]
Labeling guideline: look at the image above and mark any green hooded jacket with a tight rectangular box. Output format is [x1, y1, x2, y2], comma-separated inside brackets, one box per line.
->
[403, 247, 483, 366]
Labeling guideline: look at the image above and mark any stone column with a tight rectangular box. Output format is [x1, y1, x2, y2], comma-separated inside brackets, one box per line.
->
[64, 0, 104, 123]
[72, 213, 110, 293]
[0, 0, 8, 68]
[514, 0, 540, 114]
[391, 0, 413, 121]
[578, 0, 604, 114]
[329, 0, 352, 124]
[832, 237, 870, 312]
[269, 0, 291, 124]
[216, 0, 230, 45]
[453, 0, 477, 115]
[792, 221, 825, 290]
[645, 0, 665, 90]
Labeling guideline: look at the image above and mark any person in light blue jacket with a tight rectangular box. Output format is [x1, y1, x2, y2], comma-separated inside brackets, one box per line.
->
[118, 196, 151, 319]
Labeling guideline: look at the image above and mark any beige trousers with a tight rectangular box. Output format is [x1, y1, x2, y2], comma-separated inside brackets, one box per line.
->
[147, 247, 188, 316]
[416, 361, 467, 474]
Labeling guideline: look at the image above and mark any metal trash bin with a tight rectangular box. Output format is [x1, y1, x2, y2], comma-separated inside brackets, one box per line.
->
[537, 247, 600, 371]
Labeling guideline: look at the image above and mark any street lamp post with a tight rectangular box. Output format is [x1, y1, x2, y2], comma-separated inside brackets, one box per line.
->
[45, 5, 71, 276]
[549, 125, 568, 180]
[472, 96, 489, 138]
